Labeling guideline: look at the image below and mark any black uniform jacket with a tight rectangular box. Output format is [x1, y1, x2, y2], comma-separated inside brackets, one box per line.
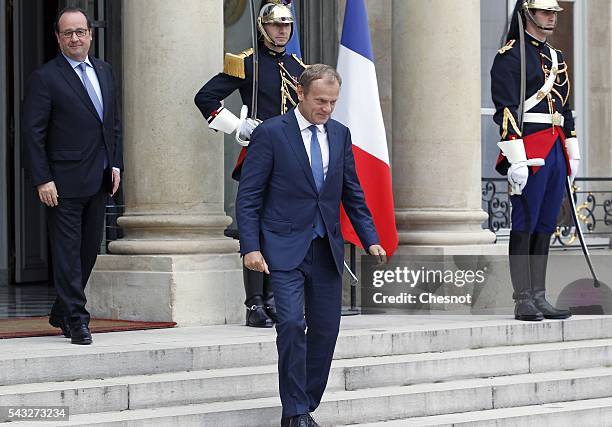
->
[195, 44, 306, 180]
[490, 32, 575, 174]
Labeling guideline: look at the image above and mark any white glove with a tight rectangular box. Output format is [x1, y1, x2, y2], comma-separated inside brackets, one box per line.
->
[237, 118, 258, 140]
[235, 105, 261, 146]
[507, 158, 545, 195]
[508, 162, 529, 195]
[565, 137, 580, 184]
[497, 139, 545, 195]
[569, 159, 580, 183]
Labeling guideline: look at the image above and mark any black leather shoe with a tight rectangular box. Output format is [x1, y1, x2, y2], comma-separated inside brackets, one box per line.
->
[49, 315, 71, 338]
[246, 305, 274, 328]
[533, 293, 572, 319]
[289, 414, 310, 427]
[70, 324, 92, 345]
[514, 298, 544, 321]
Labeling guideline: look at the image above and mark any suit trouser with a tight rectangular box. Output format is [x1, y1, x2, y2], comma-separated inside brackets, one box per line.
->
[48, 187, 106, 325]
[269, 235, 343, 418]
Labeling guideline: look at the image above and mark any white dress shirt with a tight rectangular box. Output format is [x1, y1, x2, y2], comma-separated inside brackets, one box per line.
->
[294, 107, 329, 179]
[62, 54, 104, 109]
[62, 54, 119, 173]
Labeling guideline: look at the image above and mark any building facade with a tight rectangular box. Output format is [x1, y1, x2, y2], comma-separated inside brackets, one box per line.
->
[1, 0, 610, 324]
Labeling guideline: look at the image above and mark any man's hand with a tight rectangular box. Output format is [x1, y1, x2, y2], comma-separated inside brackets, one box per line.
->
[37, 181, 59, 207]
[368, 244, 387, 264]
[111, 168, 121, 196]
[244, 250, 270, 274]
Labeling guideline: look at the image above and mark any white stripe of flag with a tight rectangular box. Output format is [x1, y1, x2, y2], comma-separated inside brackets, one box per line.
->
[333, 0, 398, 256]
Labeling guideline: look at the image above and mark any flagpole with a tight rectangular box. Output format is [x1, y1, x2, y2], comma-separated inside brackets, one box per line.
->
[341, 244, 360, 316]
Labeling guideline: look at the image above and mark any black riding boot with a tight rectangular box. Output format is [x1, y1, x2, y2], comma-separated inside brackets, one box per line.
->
[509, 231, 543, 321]
[530, 233, 572, 319]
[262, 274, 278, 323]
[243, 266, 273, 328]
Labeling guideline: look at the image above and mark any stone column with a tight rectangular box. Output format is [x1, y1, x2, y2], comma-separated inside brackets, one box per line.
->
[392, 0, 496, 251]
[87, 0, 243, 325]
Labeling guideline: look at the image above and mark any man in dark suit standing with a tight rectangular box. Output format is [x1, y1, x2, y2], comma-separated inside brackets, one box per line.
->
[236, 64, 385, 427]
[22, 7, 123, 345]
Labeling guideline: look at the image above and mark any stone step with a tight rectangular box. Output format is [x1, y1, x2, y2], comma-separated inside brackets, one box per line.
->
[3, 367, 612, 426]
[2, 315, 612, 386]
[3, 337, 612, 418]
[346, 397, 612, 426]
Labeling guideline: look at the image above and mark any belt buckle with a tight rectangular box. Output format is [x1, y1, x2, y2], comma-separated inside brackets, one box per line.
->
[551, 112, 563, 126]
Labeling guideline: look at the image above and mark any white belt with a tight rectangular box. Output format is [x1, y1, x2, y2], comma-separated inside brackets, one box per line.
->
[523, 112, 564, 127]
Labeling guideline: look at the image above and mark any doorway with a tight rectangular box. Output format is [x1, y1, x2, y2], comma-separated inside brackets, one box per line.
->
[1, 0, 120, 319]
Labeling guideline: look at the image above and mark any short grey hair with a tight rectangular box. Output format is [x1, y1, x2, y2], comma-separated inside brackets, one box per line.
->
[298, 64, 342, 94]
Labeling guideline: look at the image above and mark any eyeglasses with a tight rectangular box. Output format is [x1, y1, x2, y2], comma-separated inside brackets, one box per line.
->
[59, 29, 89, 39]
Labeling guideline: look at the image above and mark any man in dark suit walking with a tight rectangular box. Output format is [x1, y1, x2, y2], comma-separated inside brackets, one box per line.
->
[236, 64, 385, 427]
[22, 7, 123, 345]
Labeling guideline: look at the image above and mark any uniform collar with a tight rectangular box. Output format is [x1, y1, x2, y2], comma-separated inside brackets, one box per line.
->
[262, 44, 287, 58]
[294, 106, 325, 133]
[525, 31, 546, 48]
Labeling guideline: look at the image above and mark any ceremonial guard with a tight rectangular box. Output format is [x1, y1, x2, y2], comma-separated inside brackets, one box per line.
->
[195, 0, 307, 328]
[491, 0, 578, 321]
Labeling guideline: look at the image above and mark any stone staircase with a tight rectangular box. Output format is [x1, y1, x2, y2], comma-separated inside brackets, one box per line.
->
[1, 315, 612, 426]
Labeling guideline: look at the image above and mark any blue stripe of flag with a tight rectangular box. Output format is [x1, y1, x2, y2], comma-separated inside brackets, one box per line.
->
[340, 0, 374, 62]
[285, 0, 302, 58]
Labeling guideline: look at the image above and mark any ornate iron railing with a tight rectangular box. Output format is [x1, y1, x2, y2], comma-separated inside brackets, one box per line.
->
[482, 177, 612, 248]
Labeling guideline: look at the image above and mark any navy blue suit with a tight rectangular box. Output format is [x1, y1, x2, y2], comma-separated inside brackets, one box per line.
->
[236, 110, 378, 417]
[22, 54, 123, 326]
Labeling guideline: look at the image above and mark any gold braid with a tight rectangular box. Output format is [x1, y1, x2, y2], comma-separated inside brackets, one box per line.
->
[502, 107, 522, 139]
[541, 53, 570, 106]
[279, 61, 299, 114]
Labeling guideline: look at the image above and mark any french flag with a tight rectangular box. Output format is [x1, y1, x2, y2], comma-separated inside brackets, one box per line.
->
[333, 0, 398, 256]
[285, 0, 301, 57]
